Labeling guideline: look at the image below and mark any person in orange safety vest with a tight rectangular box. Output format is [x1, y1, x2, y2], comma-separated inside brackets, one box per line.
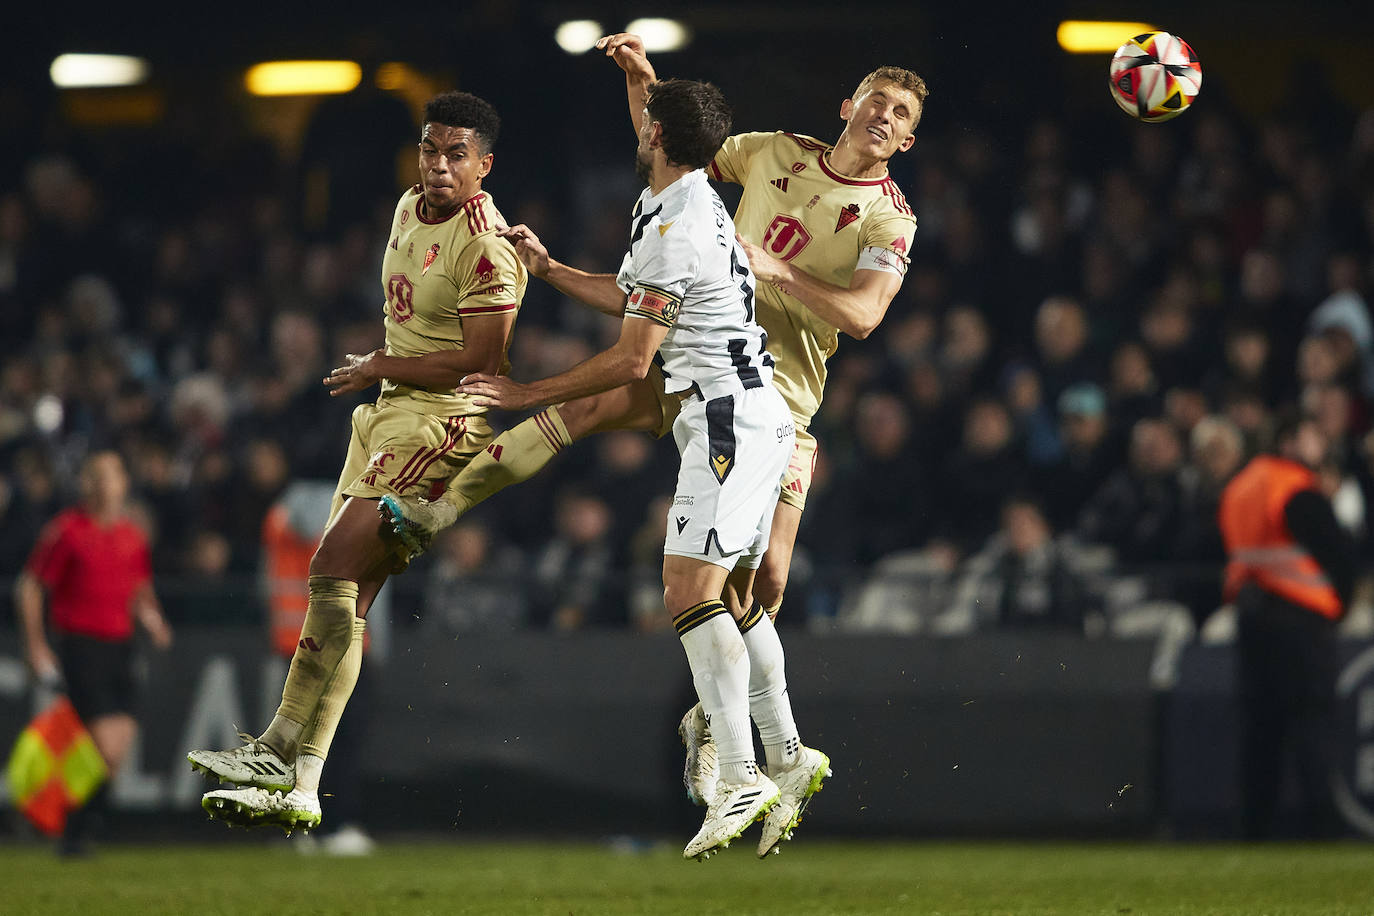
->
[1218, 415, 1353, 839]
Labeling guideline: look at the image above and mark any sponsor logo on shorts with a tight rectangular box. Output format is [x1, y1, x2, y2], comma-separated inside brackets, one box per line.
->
[674, 496, 695, 507]
[777, 422, 795, 441]
[676, 516, 690, 534]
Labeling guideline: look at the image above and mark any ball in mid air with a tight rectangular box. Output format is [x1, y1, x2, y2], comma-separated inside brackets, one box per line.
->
[1109, 31, 1202, 122]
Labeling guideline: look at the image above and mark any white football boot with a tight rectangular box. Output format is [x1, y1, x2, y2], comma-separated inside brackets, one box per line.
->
[202, 786, 322, 835]
[683, 773, 780, 861]
[756, 746, 832, 857]
[187, 733, 295, 793]
[379, 494, 456, 561]
[678, 703, 719, 807]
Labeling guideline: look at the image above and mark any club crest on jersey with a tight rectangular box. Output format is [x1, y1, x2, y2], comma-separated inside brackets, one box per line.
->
[791, 161, 807, 174]
[770, 177, 789, 192]
[422, 243, 441, 276]
[474, 255, 497, 285]
[835, 203, 861, 232]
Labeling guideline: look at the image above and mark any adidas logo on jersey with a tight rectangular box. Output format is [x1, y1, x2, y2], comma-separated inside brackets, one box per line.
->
[770, 177, 789, 192]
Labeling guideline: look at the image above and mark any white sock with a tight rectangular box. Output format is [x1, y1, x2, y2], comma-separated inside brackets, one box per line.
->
[674, 600, 757, 786]
[295, 753, 324, 796]
[740, 605, 800, 770]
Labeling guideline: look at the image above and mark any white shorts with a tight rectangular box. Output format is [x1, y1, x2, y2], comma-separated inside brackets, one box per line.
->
[665, 386, 795, 570]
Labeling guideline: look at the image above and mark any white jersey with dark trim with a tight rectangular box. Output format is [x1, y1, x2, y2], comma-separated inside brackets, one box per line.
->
[615, 169, 774, 401]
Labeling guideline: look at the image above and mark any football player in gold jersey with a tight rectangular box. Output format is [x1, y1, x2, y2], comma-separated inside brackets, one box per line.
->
[189, 91, 526, 832]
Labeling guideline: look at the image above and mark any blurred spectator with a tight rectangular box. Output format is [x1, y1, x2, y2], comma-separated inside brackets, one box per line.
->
[943, 496, 1094, 633]
[1033, 383, 1118, 531]
[424, 519, 527, 635]
[1078, 418, 1185, 566]
[1032, 296, 1097, 402]
[937, 398, 1023, 552]
[1175, 416, 1248, 621]
[531, 489, 618, 630]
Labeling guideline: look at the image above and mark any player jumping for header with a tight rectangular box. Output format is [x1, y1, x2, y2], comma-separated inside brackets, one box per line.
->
[187, 91, 527, 833]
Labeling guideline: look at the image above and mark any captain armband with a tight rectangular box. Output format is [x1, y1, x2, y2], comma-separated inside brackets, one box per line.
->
[856, 245, 909, 277]
[624, 284, 682, 328]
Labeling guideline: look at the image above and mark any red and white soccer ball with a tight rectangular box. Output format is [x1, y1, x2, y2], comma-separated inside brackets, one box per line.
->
[1109, 31, 1202, 122]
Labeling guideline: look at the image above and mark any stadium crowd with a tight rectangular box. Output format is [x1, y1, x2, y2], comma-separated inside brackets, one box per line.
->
[3, 76, 1374, 635]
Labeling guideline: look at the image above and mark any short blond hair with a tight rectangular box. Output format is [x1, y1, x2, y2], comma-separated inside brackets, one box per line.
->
[853, 67, 929, 126]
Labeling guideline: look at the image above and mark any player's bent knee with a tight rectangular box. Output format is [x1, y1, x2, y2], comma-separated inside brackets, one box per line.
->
[754, 561, 789, 611]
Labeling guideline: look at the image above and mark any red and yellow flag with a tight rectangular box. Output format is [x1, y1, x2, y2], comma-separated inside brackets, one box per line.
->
[5, 696, 107, 835]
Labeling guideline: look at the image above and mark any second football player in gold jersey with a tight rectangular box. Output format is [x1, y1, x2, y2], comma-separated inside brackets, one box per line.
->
[386, 38, 926, 624]
[189, 91, 526, 832]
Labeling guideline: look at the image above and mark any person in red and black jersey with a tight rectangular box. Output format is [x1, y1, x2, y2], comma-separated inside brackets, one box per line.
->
[1218, 416, 1354, 838]
[16, 450, 173, 854]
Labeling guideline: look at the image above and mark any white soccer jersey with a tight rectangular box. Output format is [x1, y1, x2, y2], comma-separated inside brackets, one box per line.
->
[615, 169, 774, 401]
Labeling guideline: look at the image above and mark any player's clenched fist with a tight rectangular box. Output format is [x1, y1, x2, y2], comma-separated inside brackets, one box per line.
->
[496, 224, 551, 279]
[595, 33, 652, 79]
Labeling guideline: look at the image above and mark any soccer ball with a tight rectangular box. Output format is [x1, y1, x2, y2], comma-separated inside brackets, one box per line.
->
[1108, 31, 1202, 122]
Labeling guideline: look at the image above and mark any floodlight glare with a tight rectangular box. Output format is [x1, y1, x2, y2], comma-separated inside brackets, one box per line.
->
[1057, 21, 1158, 54]
[555, 20, 603, 55]
[50, 54, 149, 89]
[626, 18, 691, 52]
[245, 61, 362, 96]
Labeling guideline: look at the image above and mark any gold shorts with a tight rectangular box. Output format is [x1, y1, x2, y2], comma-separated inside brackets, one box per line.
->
[778, 427, 817, 511]
[328, 401, 492, 525]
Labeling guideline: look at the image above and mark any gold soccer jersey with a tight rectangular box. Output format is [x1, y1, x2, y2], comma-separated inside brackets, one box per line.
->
[709, 132, 917, 426]
[378, 186, 527, 416]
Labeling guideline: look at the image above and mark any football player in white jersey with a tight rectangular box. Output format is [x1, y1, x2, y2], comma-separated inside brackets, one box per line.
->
[459, 78, 828, 860]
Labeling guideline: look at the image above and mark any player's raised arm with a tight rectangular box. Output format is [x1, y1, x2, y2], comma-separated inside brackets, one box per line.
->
[596, 32, 656, 136]
[497, 224, 627, 317]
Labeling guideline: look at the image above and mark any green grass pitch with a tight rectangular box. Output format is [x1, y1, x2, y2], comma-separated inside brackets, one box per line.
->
[3, 839, 1373, 915]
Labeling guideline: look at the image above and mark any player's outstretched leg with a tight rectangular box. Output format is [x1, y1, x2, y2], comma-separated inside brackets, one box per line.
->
[383, 380, 669, 558]
[381, 404, 572, 557]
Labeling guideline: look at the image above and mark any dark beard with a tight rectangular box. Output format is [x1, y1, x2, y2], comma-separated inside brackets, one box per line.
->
[634, 149, 653, 185]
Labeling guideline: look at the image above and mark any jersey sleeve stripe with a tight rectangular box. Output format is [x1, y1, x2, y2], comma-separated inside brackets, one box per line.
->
[457, 302, 517, 316]
[708, 160, 724, 181]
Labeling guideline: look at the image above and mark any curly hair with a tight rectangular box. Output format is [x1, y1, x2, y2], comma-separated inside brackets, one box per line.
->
[422, 91, 501, 154]
[644, 79, 732, 171]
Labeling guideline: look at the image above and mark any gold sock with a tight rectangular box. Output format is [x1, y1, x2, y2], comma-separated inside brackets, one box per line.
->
[444, 405, 573, 515]
[299, 617, 366, 760]
[271, 576, 358, 742]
